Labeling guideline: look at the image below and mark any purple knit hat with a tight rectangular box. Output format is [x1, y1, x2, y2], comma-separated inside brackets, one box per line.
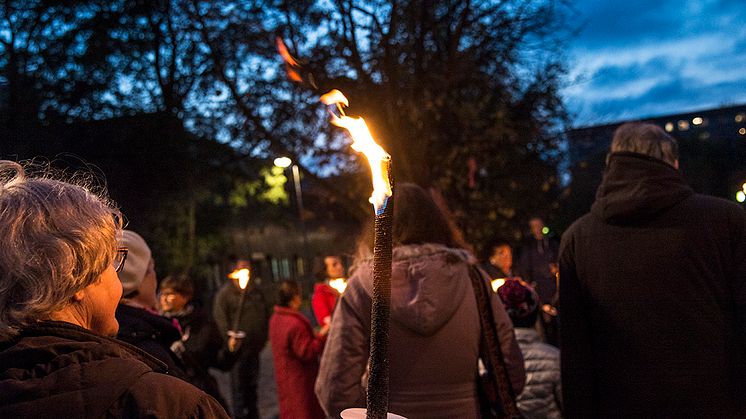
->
[496, 278, 540, 319]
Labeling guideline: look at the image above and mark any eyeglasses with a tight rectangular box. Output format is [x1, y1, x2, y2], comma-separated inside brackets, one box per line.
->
[113, 247, 128, 272]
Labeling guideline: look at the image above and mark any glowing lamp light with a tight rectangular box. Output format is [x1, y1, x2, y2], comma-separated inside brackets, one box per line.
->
[229, 268, 251, 290]
[741, 182, 746, 192]
[274, 157, 292, 168]
[542, 226, 550, 235]
[664, 122, 674, 132]
[692, 117, 704, 125]
[491, 278, 506, 292]
[328, 277, 348, 294]
[737, 191, 746, 203]
[739, 128, 746, 136]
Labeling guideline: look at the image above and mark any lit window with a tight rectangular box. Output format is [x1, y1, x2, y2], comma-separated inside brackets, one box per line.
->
[740, 128, 746, 136]
[665, 122, 674, 132]
[736, 114, 745, 123]
[678, 120, 689, 131]
[692, 117, 704, 125]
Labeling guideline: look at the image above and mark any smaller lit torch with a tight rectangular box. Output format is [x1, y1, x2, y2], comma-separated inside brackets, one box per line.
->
[229, 268, 251, 333]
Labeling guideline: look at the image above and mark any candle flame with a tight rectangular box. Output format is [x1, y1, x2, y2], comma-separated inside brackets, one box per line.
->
[328, 277, 348, 294]
[321, 89, 392, 214]
[491, 278, 506, 292]
[229, 268, 251, 290]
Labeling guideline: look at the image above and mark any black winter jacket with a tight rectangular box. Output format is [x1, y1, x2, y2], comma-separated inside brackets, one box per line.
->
[0, 321, 229, 418]
[559, 153, 746, 418]
[116, 303, 185, 377]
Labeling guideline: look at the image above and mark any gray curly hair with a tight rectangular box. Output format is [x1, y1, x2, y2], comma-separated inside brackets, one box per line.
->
[0, 160, 121, 340]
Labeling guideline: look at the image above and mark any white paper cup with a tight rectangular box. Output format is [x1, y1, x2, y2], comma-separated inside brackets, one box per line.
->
[227, 330, 246, 339]
[340, 408, 407, 419]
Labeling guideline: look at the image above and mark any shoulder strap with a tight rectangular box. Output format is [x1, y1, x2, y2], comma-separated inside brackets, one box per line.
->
[468, 265, 522, 418]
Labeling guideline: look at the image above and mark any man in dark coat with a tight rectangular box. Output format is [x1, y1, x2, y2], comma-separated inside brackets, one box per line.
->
[0, 321, 228, 418]
[559, 122, 746, 418]
[213, 259, 273, 419]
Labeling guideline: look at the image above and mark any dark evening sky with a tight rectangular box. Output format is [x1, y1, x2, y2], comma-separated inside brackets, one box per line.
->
[562, 0, 746, 127]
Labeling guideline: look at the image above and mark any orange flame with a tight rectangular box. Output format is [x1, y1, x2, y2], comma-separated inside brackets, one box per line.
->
[321, 89, 392, 213]
[276, 38, 304, 83]
[229, 268, 251, 290]
[491, 278, 506, 292]
[276, 38, 299, 67]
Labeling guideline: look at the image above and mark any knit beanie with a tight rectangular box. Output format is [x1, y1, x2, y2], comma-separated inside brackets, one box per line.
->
[117, 230, 152, 297]
[496, 278, 540, 320]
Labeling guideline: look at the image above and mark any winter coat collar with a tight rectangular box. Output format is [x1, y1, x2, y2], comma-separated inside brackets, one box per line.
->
[2, 320, 167, 372]
[591, 152, 693, 225]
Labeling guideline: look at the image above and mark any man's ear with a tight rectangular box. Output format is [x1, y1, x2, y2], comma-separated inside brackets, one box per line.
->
[72, 288, 86, 302]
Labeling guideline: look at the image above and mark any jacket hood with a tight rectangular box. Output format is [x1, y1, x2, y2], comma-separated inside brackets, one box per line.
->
[591, 152, 692, 225]
[356, 243, 475, 336]
[0, 321, 165, 418]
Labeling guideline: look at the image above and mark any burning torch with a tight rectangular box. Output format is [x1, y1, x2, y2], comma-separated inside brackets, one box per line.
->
[321, 89, 394, 419]
[228, 266, 251, 341]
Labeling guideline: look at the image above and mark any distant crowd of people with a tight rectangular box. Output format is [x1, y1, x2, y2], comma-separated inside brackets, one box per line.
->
[0, 121, 744, 419]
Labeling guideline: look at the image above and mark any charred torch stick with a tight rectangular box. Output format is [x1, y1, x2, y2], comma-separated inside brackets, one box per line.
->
[229, 268, 251, 333]
[321, 90, 394, 419]
[276, 39, 395, 418]
[367, 161, 393, 419]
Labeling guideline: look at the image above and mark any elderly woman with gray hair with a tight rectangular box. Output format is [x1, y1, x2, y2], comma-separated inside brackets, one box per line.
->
[0, 161, 228, 418]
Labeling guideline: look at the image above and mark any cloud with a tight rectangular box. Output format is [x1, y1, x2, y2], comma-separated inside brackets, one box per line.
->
[563, 1, 746, 125]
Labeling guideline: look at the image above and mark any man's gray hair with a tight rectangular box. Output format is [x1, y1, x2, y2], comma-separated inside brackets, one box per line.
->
[0, 161, 121, 340]
[610, 122, 679, 166]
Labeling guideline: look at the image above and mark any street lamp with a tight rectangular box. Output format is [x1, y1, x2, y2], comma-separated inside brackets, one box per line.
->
[274, 157, 310, 278]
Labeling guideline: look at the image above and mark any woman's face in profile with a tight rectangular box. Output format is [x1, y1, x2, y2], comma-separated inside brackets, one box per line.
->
[83, 263, 123, 337]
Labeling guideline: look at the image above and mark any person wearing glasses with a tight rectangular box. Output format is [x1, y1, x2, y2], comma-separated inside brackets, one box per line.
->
[0, 161, 228, 418]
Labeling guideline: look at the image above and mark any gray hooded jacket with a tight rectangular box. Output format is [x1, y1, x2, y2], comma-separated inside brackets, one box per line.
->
[315, 244, 525, 418]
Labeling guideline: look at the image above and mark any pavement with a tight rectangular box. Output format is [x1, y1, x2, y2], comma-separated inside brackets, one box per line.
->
[210, 343, 279, 419]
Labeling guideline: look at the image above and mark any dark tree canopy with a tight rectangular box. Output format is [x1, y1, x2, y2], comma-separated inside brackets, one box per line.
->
[1, 0, 573, 264]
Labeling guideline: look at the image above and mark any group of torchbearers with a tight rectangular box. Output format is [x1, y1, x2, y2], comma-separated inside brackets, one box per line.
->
[1, 119, 745, 419]
[0, 33, 743, 419]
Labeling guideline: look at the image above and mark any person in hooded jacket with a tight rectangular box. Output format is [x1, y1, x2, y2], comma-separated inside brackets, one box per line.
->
[560, 122, 746, 418]
[497, 279, 562, 419]
[0, 161, 228, 419]
[315, 183, 525, 419]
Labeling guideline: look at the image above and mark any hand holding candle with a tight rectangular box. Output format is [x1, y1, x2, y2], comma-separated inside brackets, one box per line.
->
[228, 267, 251, 335]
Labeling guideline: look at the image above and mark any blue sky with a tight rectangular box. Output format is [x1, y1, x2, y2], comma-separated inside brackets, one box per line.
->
[562, 0, 746, 127]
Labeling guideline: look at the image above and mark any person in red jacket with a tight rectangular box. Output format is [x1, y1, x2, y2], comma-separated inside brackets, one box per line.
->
[269, 280, 329, 419]
[311, 255, 346, 327]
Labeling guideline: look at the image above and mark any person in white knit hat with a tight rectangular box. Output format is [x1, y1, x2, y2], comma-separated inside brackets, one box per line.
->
[115, 229, 185, 377]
